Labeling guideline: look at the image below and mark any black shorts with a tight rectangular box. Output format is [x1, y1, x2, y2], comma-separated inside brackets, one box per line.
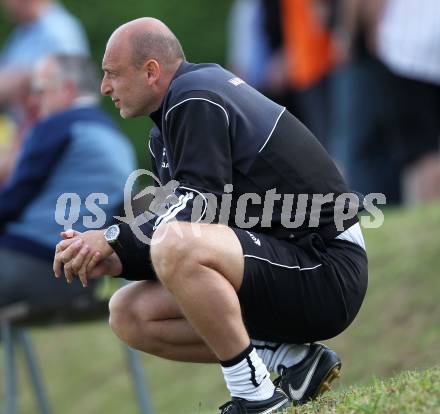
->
[232, 228, 368, 343]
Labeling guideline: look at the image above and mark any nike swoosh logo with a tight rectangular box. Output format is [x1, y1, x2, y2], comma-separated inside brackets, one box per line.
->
[288, 348, 324, 400]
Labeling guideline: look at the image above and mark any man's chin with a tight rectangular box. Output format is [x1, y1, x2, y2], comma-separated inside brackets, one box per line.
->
[120, 109, 132, 119]
[120, 108, 142, 119]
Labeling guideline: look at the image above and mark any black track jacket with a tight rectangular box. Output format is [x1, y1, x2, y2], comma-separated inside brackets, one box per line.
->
[115, 62, 360, 279]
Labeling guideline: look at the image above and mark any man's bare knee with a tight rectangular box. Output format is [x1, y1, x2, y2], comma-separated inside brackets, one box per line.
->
[108, 285, 137, 339]
[108, 282, 154, 345]
[151, 222, 204, 284]
[108, 281, 184, 353]
[151, 222, 245, 291]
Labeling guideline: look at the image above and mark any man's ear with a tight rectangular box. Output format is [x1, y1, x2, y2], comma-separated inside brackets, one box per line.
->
[63, 80, 78, 102]
[144, 59, 161, 85]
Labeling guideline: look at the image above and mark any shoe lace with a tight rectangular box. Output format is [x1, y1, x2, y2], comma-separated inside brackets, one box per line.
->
[219, 399, 246, 414]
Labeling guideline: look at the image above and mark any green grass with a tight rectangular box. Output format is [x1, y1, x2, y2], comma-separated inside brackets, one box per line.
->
[326, 203, 440, 387]
[292, 367, 440, 414]
[1, 203, 440, 413]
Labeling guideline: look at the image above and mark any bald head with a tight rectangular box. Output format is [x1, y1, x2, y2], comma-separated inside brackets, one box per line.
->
[101, 18, 185, 118]
[108, 18, 185, 70]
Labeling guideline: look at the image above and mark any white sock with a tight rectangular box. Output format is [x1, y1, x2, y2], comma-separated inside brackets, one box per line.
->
[252, 340, 310, 375]
[221, 344, 275, 401]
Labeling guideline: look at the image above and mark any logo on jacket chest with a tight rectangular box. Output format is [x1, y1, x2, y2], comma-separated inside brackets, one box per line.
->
[161, 147, 169, 169]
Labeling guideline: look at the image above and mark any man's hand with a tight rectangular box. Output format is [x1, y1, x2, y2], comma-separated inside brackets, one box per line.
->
[53, 229, 122, 287]
[86, 251, 123, 280]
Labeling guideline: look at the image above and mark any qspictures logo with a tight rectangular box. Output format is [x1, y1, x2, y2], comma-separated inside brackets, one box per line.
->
[55, 169, 386, 245]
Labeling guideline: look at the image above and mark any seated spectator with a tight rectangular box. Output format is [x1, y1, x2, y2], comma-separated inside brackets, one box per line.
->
[0, 0, 90, 185]
[0, 54, 136, 307]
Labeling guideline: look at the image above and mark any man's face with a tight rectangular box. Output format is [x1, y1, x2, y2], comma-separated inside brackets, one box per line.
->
[101, 39, 153, 119]
[31, 59, 68, 118]
[2, 0, 35, 23]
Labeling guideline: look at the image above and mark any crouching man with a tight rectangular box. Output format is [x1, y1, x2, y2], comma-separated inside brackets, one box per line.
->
[53, 18, 368, 414]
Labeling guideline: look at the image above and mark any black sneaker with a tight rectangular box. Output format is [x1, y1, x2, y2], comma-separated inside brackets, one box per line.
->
[219, 388, 291, 414]
[274, 343, 341, 405]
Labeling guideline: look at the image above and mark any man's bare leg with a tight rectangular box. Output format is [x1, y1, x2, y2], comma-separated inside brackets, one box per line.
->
[109, 280, 216, 362]
[150, 222, 277, 403]
[150, 222, 249, 361]
[109, 277, 309, 367]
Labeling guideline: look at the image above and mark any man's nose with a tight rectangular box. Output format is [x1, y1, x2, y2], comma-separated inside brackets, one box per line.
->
[101, 78, 112, 96]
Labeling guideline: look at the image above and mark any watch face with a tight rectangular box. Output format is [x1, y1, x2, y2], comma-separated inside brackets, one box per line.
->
[105, 225, 119, 242]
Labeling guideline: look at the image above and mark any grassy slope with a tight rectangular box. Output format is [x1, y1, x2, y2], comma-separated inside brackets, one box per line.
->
[2, 203, 440, 413]
[292, 366, 440, 414]
[326, 203, 440, 387]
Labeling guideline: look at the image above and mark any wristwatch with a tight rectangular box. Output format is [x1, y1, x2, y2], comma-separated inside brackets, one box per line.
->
[104, 224, 122, 249]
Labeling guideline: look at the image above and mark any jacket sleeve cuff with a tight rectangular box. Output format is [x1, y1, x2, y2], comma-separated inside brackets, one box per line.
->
[112, 222, 156, 281]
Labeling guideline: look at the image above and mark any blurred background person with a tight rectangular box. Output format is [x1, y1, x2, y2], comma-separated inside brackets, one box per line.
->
[228, 0, 344, 152]
[227, 0, 302, 116]
[226, 0, 272, 91]
[281, 0, 340, 149]
[228, 0, 440, 204]
[328, 0, 402, 203]
[330, 0, 440, 204]
[0, 54, 135, 307]
[0, 0, 90, 185]
[375, 0, 440, 204]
